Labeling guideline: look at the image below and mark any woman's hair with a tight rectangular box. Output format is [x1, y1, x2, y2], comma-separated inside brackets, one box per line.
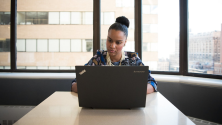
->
[108, 16, 129, 38]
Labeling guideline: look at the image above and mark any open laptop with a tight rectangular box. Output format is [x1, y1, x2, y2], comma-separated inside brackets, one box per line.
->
[75, 66, 149, 109]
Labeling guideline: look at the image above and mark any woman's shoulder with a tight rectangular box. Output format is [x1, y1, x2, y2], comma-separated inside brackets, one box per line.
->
[124, 51, 140, 59]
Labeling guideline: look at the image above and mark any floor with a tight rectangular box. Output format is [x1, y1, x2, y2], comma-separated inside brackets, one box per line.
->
[0, 105, 221, 125]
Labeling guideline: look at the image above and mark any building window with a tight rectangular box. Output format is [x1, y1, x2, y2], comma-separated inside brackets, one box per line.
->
[48, 39, 59, 52]
[48, 12, 60, 24]
[17, 39, 26, 52]
[17, 12, 25, 25]
[25, 12, 37, 25]
[60, 39, 71, 52]
[71, 39, 82, 52]
[0, 39, 10, 52]
[82, 39, 93, 52]
[60, 12, 71, 24]
[26, 39, 37, 52]
[83, 12, 93, 24]
[71, 12, 81, 24]
[37, 12, 48, 24]
[0, 12, 10, 25]
[37, 39, 48, 52]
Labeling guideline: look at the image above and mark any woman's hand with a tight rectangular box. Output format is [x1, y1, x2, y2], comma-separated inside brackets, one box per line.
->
[71, 82, 78, 93]
[147, 84, 154, 94]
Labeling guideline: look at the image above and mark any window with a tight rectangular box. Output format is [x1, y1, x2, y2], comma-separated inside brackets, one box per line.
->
[0, 39, 10, 52]
[0, 12, 11, 25]
[0, 0, 10, 69]
[60, 39, 70, 52]
[71, 39, 81, 52]
[25, 12, 37, 25]
[17, 39, 26, 52]
[26, 39, 37, 52]
[143, 5, 158, 14]
[48, 39, 59, 52]
[60, 12, 70, 24]
[102, 12, 115, 25]
[142, 0, 179, 71]
[37, 39, 48, 52]
[48, 12, 59, 24]
[188, 0, 222, 75]
[17, 12, 25, 25]
[83, 12, 93, 24]
[101, 0, 135, 52]
[71, 12, 81, 24]
[37, 12, 48, 24]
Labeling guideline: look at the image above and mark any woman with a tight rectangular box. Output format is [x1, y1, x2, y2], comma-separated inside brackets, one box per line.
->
[71, 16, 157, 94]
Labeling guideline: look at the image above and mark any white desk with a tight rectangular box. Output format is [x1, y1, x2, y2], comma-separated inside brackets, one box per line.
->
[14, 92, 195, 125]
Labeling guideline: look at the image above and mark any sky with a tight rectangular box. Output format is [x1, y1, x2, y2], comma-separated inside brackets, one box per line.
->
[157, 0, 222, 59]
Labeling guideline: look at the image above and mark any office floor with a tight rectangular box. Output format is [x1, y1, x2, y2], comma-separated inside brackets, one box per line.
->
[0, 105, 221, 125]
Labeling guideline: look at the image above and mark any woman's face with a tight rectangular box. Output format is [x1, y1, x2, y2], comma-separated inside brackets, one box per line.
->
[106, 29, 127, 57]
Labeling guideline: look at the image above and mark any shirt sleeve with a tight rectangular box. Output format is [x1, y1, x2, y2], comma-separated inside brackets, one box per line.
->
[136, 57, 158, 92]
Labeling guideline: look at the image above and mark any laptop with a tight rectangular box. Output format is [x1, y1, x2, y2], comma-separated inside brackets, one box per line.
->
[75, 66, 149, 109]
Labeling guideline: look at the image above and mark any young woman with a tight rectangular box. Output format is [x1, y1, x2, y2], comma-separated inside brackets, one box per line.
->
[71, 16, 157, 94]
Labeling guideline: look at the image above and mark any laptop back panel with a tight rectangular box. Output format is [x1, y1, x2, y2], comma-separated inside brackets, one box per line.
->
[76, 66, 148, 109]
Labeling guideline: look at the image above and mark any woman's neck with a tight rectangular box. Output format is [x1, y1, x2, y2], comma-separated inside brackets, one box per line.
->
[110, 53, 122, 62]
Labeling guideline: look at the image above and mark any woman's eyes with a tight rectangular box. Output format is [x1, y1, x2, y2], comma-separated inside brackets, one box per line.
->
[108, 39, 121, 45]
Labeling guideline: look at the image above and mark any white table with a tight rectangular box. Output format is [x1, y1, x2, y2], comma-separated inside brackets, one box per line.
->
[14, 92, 195, 125]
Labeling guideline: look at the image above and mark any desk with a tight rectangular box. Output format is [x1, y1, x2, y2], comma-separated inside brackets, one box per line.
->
[14, 92, 195, 125]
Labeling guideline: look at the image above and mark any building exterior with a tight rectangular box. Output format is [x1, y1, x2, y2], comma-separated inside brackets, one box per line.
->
[0, 0, 159, 70]
[170, 30, 221, 74]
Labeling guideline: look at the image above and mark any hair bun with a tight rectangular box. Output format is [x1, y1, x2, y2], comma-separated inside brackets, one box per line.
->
[115, 16, 129, 28]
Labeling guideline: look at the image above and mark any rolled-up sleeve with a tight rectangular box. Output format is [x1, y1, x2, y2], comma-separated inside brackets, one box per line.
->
[147, 70, 158, 92]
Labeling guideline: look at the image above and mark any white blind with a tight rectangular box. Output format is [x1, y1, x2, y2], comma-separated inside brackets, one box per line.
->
[71, 12, 81, 24]
[17, 39, 26, 52]
[60, 12, 70, 24]
[60, 39, 71, 52]
[83, 12, 93, 24]
[71, 39, 82, 52]
[37, 39, 48, 52]
[26, 39, 36, 52]
[49, 12, 59, 24]
[49, 39, 59, 52]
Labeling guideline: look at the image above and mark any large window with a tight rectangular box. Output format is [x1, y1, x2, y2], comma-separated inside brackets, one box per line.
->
[142, 0, 179, 71]
[188, 0, 222, 75]
[0, 0, 11, 69]
[1, 0, 221, 78]
[101, 0, 135, 52]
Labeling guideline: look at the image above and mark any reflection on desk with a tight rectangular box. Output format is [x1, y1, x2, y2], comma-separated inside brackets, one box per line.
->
[14, 92, 195, 125]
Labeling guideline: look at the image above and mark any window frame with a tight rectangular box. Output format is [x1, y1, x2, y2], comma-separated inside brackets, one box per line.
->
[0, 0, 221, 79]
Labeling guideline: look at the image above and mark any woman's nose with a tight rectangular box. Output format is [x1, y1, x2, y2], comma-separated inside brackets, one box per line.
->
[110, 43, 115, 48]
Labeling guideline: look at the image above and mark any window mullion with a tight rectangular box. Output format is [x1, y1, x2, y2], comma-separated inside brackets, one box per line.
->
[93, 0, 101, 55]
[10, 0, 17, 71]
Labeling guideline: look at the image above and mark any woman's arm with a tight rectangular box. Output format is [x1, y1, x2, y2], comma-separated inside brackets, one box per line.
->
[71, 82, 78, 93]
[147, 84, 154, 94]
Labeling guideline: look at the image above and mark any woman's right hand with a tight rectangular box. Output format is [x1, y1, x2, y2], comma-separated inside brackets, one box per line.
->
[71, 82, 78, 93]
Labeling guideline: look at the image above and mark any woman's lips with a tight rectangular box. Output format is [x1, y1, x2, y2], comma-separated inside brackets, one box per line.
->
[109, 50, 115, 53]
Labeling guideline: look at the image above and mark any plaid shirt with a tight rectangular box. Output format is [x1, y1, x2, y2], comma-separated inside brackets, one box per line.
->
[72, 50, 157, 92]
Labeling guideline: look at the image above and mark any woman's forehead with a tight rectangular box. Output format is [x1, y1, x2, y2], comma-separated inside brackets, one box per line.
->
[108, 29, 126, 39]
